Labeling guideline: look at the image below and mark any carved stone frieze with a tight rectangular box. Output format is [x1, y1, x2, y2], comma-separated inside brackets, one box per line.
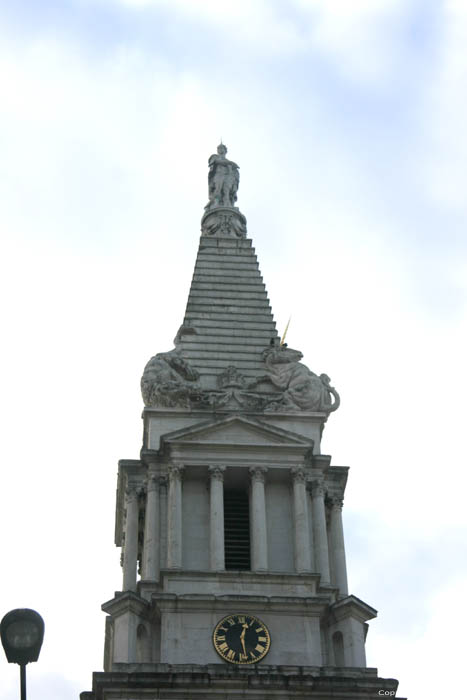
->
[201, 207, 247, 238]
[218, 365, 247, 389]
[188, 365, 279, 410]
[141, 342, 339, 415]
[255, 344, 340, 413]
[141, 348, 201, 408]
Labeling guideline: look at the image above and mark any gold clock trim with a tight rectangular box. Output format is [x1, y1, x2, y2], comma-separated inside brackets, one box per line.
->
[212, 613, 271, 665]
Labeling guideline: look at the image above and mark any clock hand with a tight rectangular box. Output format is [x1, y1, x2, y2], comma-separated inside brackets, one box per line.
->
[240, 624, 247, 655]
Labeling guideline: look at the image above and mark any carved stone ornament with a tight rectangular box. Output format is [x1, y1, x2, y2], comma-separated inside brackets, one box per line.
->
[190, 365, 278, 411]
[208, 465, 226, 481]
[249, 466, 268, 483]
[167, 463, 184, 481]
[125, 485, 139, 503]
[141, 348, 202, 408]
[146, 473, 161, 492]
[206, 144, 240, 210]
[201, 207, 247, 238]
[255, 344, 340, 413]
[330, 495, 344, 509]
[201, 144, 247, 238]
[311, 481, 326, 498]
[218, 365, 247, 389]
[291, 466, 307, 484]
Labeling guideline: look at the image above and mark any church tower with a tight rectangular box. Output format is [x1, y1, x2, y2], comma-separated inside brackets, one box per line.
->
[81, 145, 404, 699]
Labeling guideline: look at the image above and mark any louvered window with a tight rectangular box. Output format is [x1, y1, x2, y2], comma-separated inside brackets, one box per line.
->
[224, 489, 251, 570]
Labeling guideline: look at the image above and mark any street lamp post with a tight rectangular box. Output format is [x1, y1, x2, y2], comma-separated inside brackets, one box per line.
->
[1, 609, 44, 700]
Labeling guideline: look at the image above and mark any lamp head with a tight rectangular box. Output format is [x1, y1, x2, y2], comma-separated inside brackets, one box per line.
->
[1, 609, 44, 665]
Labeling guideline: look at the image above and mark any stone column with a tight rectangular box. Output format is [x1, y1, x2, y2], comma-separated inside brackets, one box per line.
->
[311, 480, 330, 585]
[291, 467, 311, 573]
[160, 476, 168, 568]
[307, 487, 316, 570]
[249, 466, 268, 571]
[141, 471, 161, 581]
[209, 465, 225, 571]
[122, 485, 139, 592]
[167, 463, 184, 569]
[330, 496, 348, 596]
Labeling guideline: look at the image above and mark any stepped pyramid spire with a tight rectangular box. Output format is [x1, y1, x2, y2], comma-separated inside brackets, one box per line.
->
[141, 144, 339, 414]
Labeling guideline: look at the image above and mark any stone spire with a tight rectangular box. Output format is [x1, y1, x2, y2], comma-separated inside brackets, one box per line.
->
[140, 145, 339, 414]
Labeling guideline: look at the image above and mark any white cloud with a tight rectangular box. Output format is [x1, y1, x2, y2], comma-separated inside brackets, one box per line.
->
[418, 0, 467, 209]
[101, 0, 411, 81]
[294, 0, 409, 82]
[101, 0, 303, 51]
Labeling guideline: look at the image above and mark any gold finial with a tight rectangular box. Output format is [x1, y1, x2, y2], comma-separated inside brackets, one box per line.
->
[280, 317, 291, 346]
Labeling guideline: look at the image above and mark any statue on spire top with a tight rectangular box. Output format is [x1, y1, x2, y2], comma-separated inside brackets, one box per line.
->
[206, 143, 240, 210]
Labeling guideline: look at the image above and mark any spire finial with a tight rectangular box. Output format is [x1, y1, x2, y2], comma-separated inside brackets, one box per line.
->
[205, 143, 238, 209]
[201, 144, 247, 238]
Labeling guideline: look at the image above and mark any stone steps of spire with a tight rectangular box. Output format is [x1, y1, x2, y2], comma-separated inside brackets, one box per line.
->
[181, 340, 270, 351]
[186, 311, 272, 322]
[189, 289, 268, 300]
[185, 312, 275, 324]
[187, 319, 276, 330]
[178, 350, 267, 363]
[192, 275, 263, 285]
[192, 277, 266, 285]
[178, 234, 278, 386]
[191, 327, 275, 339]
[198, 255, 259, 272]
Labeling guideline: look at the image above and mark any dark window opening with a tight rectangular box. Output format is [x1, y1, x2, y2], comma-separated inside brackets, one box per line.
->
[224, 488, 250, 570]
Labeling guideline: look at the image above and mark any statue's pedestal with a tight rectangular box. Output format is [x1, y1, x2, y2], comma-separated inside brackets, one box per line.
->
[201, 206, 247, 238]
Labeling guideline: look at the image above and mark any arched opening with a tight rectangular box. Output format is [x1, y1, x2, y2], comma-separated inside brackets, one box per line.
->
[332, 630, 345, 667]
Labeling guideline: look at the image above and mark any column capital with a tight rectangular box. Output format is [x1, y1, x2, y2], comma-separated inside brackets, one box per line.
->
[311, 480, 326, 498]
[147, 473, 162, 492]
[208, 465, 226, 481]
[167, 463, 184, 481]
[125, 485, 139, 503]
[330, 495, 344, 509]
[249, 466, 268, 483]
[291, 466, 307, 484]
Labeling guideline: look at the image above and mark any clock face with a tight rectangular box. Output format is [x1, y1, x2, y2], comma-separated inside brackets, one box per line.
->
[213, 613, 271, 665]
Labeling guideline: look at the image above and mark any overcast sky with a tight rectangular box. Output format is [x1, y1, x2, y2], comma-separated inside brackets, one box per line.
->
[0, 2, 466, 698]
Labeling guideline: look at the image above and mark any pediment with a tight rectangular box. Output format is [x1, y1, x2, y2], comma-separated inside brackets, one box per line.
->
[161, 415, 313, 449]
